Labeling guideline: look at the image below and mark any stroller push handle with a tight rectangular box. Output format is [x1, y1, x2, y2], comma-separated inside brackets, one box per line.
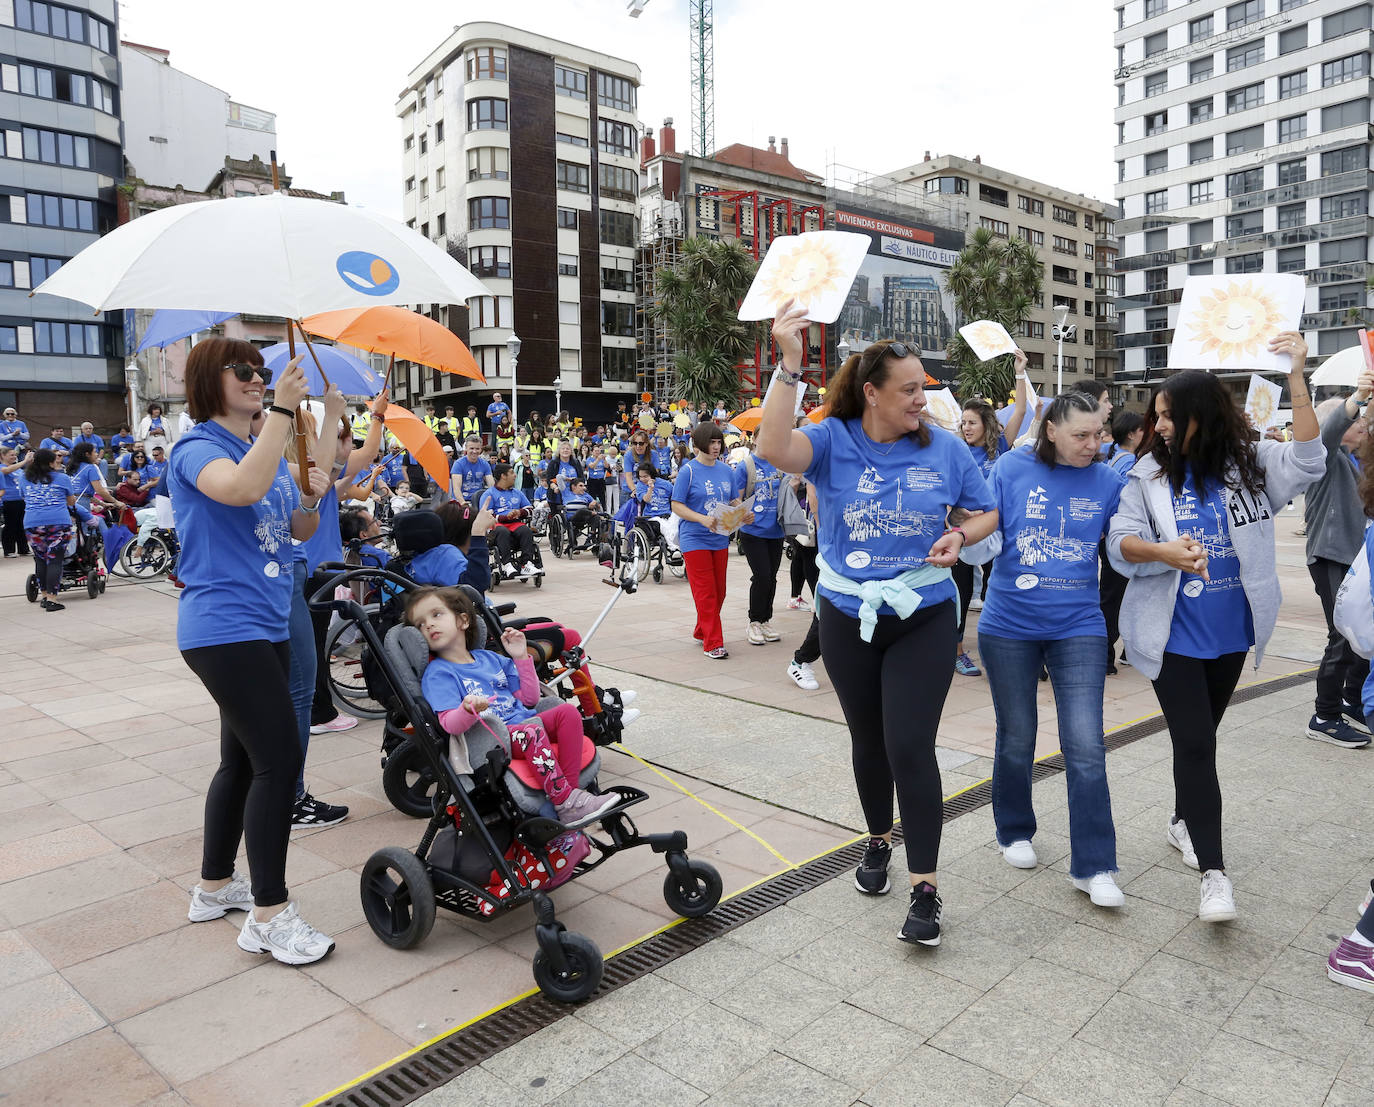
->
[306, 564, 415, 618]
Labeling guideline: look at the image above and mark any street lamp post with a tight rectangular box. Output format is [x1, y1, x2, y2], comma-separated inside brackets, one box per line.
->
[506, 332, 521, 430]
[836, 337, 851, 368]
[1051, 305, 1076, 395]
[552, 376, 563, 419]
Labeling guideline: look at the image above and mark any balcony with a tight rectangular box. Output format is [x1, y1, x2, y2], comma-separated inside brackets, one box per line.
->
[1301, 307, 1370, 330]
[1115, 215, 1373, 271]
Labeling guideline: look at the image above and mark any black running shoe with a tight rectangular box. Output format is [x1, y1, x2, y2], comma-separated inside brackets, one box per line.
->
[854, 836, 892, 895]
[291, 793, 349, 829]
[898, 882, 943, 946]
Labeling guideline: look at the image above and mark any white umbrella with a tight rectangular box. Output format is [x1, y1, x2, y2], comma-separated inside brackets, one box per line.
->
[1310, 342, 1367, 388]
[31, 192, 490, 317]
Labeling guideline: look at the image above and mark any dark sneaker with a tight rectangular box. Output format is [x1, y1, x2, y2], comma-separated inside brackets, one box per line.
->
[291, 793, 349, 828]
[1305, 714, 1371, 749]
[1340, 703, 1370, 734]
[854, 836, 892, 895]
[898, 882, 943, 946]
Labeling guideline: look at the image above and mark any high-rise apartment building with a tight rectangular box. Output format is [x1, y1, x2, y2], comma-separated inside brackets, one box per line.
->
[0, 0, 124, 427]
[396, 22, 642, 418]
[1113, 0, 1372, 384]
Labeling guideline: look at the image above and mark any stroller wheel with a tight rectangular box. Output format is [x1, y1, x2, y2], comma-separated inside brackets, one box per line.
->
[532, 930, 603, 1003]
[652, 568, 663, 584]
[86, 574, 100, 599]
[360, 846, 435, 949]
[534, 573, 543, 588]
[662, 858, 723, 919]
[25, 575, 38, 603]
[382, 739, 441, 818]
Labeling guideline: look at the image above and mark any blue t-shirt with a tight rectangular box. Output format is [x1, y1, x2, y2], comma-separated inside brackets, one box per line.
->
[421, 649, 533, 727]
[408, 543, 470, 587]
[733, 455, 783, 540]
[18, 472, 73, 526]
[0, 419, 28, 450]
[801, 418, 995, 619]
[1107, 449, 1137, 476]
[450, 456, 492, 501]
[672, 458, 735, 552]
[977, 447, 1126, 641]
[636, 476, 673, 518]
[166, 421, 300, 650]
[68, 462, 102, 501]
[967, 434, 1010, 482]
[142, 460, 167, 494]
[381, 454, 406, 487]
[300, 485, 342, 571]
[110, 432, 135, 452]
[587, 458, 607, 480]
[554, 460, 580, 490]
[486, 401, 510, 425]
[480, 486, 531, 519]
[74, 432, 104, 450]
[652, 446, 674, 474]
[1167, 474, 1255, 659]
[563, 489, 595, 515]
[1, 467, 21, 502]
[40, 436, 72, 454]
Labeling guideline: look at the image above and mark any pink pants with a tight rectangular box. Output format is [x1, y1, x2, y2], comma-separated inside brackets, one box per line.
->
[508, 701, 585, 803]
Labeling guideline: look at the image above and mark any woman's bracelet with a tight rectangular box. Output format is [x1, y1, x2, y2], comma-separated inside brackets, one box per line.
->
[944, 525, 967, 547]
[772, 365, 804, 387]
[268, 404, 295, 419]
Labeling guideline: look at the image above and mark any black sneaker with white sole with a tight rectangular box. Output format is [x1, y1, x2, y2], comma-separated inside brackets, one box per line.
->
[1305, 714, 1371, 749]
[898, 882, 943, 945]
[854, 836, 892, 895]
[291, 793, 349, 828]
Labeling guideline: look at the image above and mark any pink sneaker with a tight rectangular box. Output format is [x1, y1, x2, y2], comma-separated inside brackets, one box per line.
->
[1327, 937, 1374, 993]
[555, 787, 619, 825]
[787, 597, 810, 610]
[309, 714, 359, 734]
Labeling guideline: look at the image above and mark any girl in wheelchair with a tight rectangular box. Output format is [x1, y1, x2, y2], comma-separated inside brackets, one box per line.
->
[626, 462, 674, 559]
[406, 586, 620, 825]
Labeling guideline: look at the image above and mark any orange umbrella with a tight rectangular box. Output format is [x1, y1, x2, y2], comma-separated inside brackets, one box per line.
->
[806, 405, 828, 424]
[302, 305, 484, 383]
[729, 408, 763, 432]
[379, 402, 449, 490]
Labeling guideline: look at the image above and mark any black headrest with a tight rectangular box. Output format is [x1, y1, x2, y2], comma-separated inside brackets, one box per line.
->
[393, 510, 444, 554]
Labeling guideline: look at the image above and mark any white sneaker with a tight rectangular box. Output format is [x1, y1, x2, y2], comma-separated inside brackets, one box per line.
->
[1167, 816, 1199, 869]
[615, 689, 638, 708]
[1002, 839, 1038, 869]
[619, 707, 641, 727]
[1199, 869, 1236, 923]
[747, 621, 766, 646]
[188, 871, 253, 922]
[968, 596, 983, 612]
[519, 563, 537, 579]
[1071, 872, 1125, 908]
[787, 660, 819, 690]
[237, 902, 336, 964]
[759, 621, 781, 642]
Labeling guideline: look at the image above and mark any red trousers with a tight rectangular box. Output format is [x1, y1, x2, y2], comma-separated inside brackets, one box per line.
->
[683, 547, 729, 652]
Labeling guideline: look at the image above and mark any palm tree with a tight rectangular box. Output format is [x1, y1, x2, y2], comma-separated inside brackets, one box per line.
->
[647, 237, 761, 408]
[944, 227, 1043, 400]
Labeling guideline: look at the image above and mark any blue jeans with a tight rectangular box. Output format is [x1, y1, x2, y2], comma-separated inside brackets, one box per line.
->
[286, 559, 315, 800]
[979, 632, 1117, 879]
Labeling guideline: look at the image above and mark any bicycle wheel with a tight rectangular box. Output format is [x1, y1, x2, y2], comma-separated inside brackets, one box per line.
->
[325, 619, 387, 719]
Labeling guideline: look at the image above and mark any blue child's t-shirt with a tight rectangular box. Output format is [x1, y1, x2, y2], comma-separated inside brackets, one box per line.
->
[671, 458, 735, 552]
[732, 454, 783, 540]
[408, 543, 470, 587]
[422, 649, 533, 726]
[1167, 474, 1255, 659]
[636, 477, 673, 518]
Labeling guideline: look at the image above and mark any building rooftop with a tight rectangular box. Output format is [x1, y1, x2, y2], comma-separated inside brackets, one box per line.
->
[709, 142, 822, 184]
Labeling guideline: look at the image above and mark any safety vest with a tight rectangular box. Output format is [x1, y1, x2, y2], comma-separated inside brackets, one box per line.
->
[423, 414, 440, 431]
[350, 412, 371, 439]
[528, 439, 544, 461]
[461, 416, 481, 439]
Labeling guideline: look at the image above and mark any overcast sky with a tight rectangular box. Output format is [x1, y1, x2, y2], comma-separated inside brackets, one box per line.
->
[118, 0, 1119, 220]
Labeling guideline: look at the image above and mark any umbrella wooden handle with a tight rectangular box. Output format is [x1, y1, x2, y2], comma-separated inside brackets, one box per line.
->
[293, 409, 313, 493]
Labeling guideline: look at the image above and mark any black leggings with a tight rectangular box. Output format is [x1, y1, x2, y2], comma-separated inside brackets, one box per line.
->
[819, 596, 956, 873]
[1099, 541, 1128, 665]
[788, 538, 817, 598]
[739, 533, 784, 623]
[2, 499, 27, 555]
[1151, 651, 1246, 874]
[951, 558, 991, 639]
[182, 639, 302, 906]
[307, 569, 339, 725]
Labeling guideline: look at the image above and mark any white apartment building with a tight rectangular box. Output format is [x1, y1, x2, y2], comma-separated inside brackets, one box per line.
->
[1113, 0, 1372, 381]
[396, 22, 642, 417]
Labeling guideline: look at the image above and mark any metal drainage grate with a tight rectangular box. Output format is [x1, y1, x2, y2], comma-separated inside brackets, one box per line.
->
[319, 668, 1314, 1106]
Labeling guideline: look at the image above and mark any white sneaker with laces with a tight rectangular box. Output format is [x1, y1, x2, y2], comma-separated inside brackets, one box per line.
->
[237, 902, 336, 964]
[519, 563, 537, 579]
[759, 621, 781, 642]
[1002, 839, 1038, 869]
[968, 596, 983, 612]
[1167, 816, 1199, 869]
[747, 621, 766, 646]
[188, 871, 253, 922]
[1071, 872, 1125, 908]
[787, 660, 819, 690]
[1199, 869, 1237, 923]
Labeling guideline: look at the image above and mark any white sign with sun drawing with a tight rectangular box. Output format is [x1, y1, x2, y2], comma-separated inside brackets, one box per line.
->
[958, 320, 1018, 362]
[1244, 373, 1284, 431]
[738, 232, 872, 323]
[1168, 275, 1306, 372]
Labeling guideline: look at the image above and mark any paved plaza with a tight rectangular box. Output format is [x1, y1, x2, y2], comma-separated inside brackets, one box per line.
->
[0, 514, 1370, 1106]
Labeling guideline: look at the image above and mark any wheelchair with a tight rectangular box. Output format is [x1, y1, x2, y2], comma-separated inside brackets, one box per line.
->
[623, 514, 686, 585]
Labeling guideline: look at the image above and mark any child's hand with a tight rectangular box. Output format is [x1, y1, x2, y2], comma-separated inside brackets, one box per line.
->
[461, 693, 490, 714]
[501, 627, 527, 655]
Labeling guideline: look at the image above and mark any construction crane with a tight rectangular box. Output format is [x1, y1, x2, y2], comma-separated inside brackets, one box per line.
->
[627, 0, 714, 158]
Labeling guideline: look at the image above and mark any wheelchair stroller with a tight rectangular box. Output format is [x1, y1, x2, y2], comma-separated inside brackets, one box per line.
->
[25, 514, 106, 603]
[307, 565, 722, 1003]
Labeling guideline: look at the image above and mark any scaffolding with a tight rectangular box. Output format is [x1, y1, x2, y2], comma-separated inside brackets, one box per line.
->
[636, 201, 684, 399]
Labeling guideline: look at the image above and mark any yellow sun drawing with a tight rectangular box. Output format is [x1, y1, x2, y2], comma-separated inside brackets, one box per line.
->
[963, 321, 1013, 357]
[1186, 281, 1287, 363]
[756, 238, 848, 312]
[1247, 385, 1277, 429]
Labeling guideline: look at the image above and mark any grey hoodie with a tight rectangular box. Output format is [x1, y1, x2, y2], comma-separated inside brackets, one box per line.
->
[1106, 436, 1326, 680]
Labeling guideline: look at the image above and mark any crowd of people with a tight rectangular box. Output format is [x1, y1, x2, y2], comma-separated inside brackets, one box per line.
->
[9, 314, 1374, 995]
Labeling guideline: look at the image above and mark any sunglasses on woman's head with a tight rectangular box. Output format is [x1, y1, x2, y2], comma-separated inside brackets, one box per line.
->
[223, 362, 272, 386]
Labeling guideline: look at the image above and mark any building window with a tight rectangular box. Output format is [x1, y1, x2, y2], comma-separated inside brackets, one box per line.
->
[1225, 125, 1263, 155]
[602, 257, 634, 291]
[1052, 235, 1078, 255]
[1322, 98, 1369, 130]
[926, 176, 969, 195]
[469, 295, 514, 328]
[1322, 145, 1366, 175]
[556, 131, 589, 147]
[1226, 83, 1263, 113]
[1278, 114, 1308, 142]
[598, 119, 635, 157]
[1277, 202, 1307, 229]
[1226, 0, 1262, 29]
[1189, 180, 1214, 204]
[1277, 245, 1307, 271]
[1319, 284, 1364, 310]
[1321, 237, 1366, 264]
[599, 209, 637, 247]
[979, 184, 1009, 207]
[1085, 243, 1095, 259]
[1016, 195, 1042, 215]
[32, 320, 106, 356]
[1018, 226, 1044, 246]
[1145, 268, 1169, 292]
[554, 65, 588, 100]
[598, 163, 638, 202]
[1190, 220, 1214, 244]
[418, 133, 427, 155]
[1052, 205, 1078, 226]
[1146, 228, 1168, 252]
[1189, 138, 1214, 164]
[1281, 0, 1308, 8]
[418, 178, 428, 201]
[1279, 25, 1309, 53]
[1145, 31, 1168, 57]
[10, 127, 91, 169]
[404, 134, 413, 151]
[1324, 6, 1372, 40]
[1025, 351, 1045, 371]
[13, 1, 113, 53]
[557, 301, 579, 326]
[1226, 212, 1263, 238]
[29, 256, 63, 284]
[1321, 192, 1367, 220]
[1144, 111, 1168, 136]
[1226, 252, 1265, 274]
[596, 73, 636, 112]
[466, 98, 508, 131]
[1052, 264, 1077, 285]
[1146, 0, 1167, 16]
[1189, 14, 1214, 41]
[1190, 56, 1214, 83]
[1226, 168, 1263, 195]
[436, 213, 446, 237]
[2, 63, 113, 112]
[435, 120, 444, 144]
[465, 47, 507, 81]
[979, 217, 1009, 236]
[1190, 98, 1214, 123]
[602, 347, 636, 383]
[555, 160, 589, 194]
[468, 245, 511, 279]
[1226, 40, 1264, 71]
[557, 253, 578, 277]
[602, 302, 635, 337]
[1278, 157, 1308, 184]
[1021, 321, 1045, 339]
[1084, 214, 1094, 232]
[13, 191, 95, 231]
[557, 208, 578, 230]
[467, 196, 510, 230]
[1279, 71, 1308, 99]
[466, 147, 509, 181]
[1323, 52, 1371, 85]
[1052, 295, 1077, 315]
[1145, 70, 1168, 96]
[1145, 150, 1169, 175]
[434, 168, 444, 191]
[1144, 190, 1168, 214]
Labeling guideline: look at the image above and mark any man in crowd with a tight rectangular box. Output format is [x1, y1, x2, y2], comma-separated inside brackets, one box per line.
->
[0, 406, 28, 452]
[486, 391, 510, 436]
[39, 425, 72, 460]
[450, 435, 493, 506]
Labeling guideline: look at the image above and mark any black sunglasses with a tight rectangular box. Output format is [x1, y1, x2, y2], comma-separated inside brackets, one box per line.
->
[133, 453, 146, 458]
[858, 341, 918, 382]
[224, 362, 272, 386]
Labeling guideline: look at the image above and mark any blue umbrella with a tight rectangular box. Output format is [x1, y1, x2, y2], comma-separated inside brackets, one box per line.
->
[136, 309, 238, 352]
[256, 342, 383, 397]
